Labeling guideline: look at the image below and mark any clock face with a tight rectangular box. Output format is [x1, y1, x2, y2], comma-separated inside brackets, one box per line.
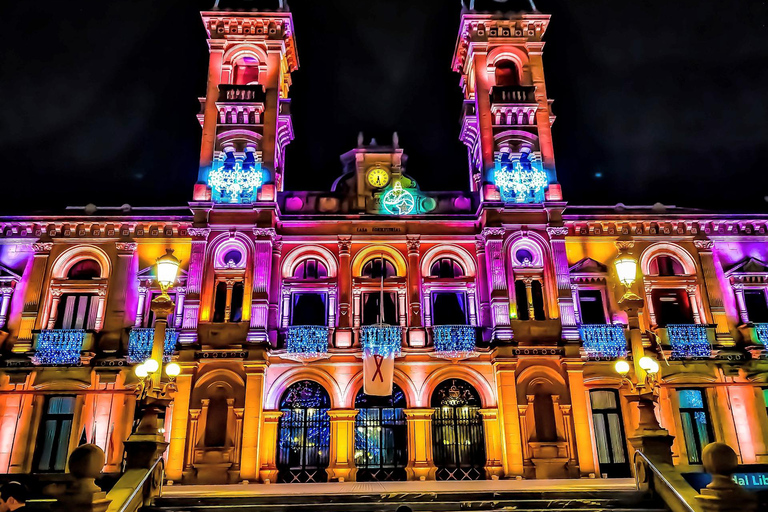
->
[367, 167, 390, 188]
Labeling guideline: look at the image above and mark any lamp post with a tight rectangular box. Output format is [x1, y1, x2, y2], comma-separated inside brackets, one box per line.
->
[126, 249, 181, 468]
[612, 237, 674, 463]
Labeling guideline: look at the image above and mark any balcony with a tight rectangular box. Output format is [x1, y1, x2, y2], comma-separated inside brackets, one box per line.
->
[432, 325, 477, 360]
[127, 327, 179, 364]
[360, 325, 402, 356]
[490, 85, 536, 104]
[285, 325, 329, 361]
[32, 329, 92, 365]
[658, 324, 714, 359]
[218, 84, 266, 103]
[579, 324, 627, 360]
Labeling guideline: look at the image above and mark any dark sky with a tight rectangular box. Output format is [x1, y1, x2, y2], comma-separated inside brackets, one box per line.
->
[1, 0, 767, 214]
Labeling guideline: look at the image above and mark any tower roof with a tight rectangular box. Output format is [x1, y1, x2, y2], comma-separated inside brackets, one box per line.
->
[210, 0, 289, 12]
[463, 0, 538, 14]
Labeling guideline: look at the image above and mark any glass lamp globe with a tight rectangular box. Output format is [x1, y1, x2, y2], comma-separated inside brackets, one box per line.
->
[135, 364, 148, 378]
[165, 362, 181, 378]
[614, 359, 630, 376]
[639, 356, 660, 374]
[143, 358, 160, 374]
[156, 248, 181, 289]
[614, 253, 638, 287]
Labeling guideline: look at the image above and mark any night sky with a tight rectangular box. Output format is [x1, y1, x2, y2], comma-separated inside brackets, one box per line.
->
[1, 0, 767, 214]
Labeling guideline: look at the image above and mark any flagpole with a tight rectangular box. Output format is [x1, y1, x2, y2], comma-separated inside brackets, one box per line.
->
[379, 252, 385, 324]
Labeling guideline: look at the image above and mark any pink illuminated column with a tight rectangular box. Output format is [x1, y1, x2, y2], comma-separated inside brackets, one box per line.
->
[547, 226, 578, 340]
[336, 236, 353, 348]
[265, 230, 283, 347]
[481, 228, 512, 340]
[181, 228, 211, 344]
[474, 237, 491, 329]
[406, 236, 425, 347]
[694, 239, 732, 342]
[19, 242, 53, 347]
[252, 228, 276, 343]
[0, 286, 14, 329]
[472, 50, 495, 188]
[103, 242, 137, 345]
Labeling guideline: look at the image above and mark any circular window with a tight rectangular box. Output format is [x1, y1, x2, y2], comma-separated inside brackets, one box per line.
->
[223, 249, 243, 267]
[515, 249, 534, 265]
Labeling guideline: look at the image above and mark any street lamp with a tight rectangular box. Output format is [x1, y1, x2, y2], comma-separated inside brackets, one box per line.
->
[614, 240, 642, 303]
[614, 354, 666, 436]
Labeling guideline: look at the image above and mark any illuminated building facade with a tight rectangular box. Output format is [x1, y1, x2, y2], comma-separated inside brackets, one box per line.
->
[1, 0, 768, 486]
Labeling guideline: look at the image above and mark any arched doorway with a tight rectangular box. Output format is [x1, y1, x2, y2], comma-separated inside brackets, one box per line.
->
[431, 379, 486, 480]
[354, 383, 408, 481]
[277, 380, 331, 483]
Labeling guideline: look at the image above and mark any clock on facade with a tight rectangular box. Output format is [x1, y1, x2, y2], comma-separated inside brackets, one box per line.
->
[366, 166, 390, 188]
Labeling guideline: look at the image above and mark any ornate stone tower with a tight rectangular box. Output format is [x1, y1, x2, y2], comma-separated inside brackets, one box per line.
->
[453, 0, 562, 204]
[193, 0, 298, 205]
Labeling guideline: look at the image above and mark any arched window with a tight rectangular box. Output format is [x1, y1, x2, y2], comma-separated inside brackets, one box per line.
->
[362, 257, 397, 279]
[649, 255, 685, 276]
[293, 259, 328, 280]
[233, 56, 260, 85]
[429, 258, 464, 278]
[431, 379, 486, 481]
[277, 381, 331, 483]
[354, 384, 408, 481]
[494, 59, 520, 87]
[67, 259, 101, 280]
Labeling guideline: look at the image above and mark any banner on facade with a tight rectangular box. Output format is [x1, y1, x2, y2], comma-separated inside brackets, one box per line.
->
[360, 324, 401, 396]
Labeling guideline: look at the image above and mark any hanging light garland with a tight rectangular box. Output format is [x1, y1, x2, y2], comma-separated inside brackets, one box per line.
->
[432, 325, 477, 360]
[494, 160, 548, 204]
[208, 161, 263, 204]
[754, 323, 768, 345]
[284, 325, 330, 362]
[128, 327, 178, 363]
[579, 324, 628, 360]
[33, 329, 85, 365]
[360, 324, 402, 357]
[667, 324, 711, 359]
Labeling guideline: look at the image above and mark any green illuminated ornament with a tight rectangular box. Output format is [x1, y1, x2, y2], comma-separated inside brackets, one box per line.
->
[382, 181, 416, 215]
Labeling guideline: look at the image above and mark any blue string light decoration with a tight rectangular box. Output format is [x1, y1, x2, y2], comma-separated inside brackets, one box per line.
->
[285, 325, 329, 361]
[127, 328, 178, 363]
[667, 324, 711, 359]
[754, 323, 768, 345]
[433, 325, 477, 359]
[493, 155, 548, 204]
[33, 330, 85, 365]
[360, 325, 402, 357]
[208, 149, 263, 204]
[580, 324, 628, 360]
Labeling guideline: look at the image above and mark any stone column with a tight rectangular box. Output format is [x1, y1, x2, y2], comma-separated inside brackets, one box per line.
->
[174, 287, 186, 329]
[547, 226, 578, 340]
[732, 284, 749, 325]
[327, 409, 358, 482]
[181, 228, 210, 344]
[494, 362, 524, 476]
[406, 236, 425, 347]
[336, 236, 353, 348]
[259, 411, 283, 483]
[687, 285, 702, 324]
[135, 286, 148, 327]
[479, 408, 504, 479]
[266, 231, 282, 347]
[695, 239, 732, 343]
[240, 362, 267, 482]
[564, 362, 596, 477]
[404, 408, 437, 480]
[523, 277, 535, 319]
[166, 368, 194, 482]
[46, 289, 62, 330]
[482, 228, 512, 341]
[0, 287, 14, 330]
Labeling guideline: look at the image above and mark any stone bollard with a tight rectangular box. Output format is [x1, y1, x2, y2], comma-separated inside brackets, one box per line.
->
[695, 442, 756, 512]
[55, 444, 111, 512]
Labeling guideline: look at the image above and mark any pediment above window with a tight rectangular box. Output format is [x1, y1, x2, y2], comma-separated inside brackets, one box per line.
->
[725, 258, 768, 283]
[569, 258, 607, 283]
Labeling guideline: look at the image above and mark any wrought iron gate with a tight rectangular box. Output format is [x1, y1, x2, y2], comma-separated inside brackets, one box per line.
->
[277, 381, 331, 483]
[431, 379, 486, 481]
[354, 384, 408, 481]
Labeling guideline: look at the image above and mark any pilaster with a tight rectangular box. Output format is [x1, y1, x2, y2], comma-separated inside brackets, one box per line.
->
[564, 361, 596, 476]
[240, 362, 268, 481]
[478, 408, 504, 479]
[326, 409, 358, 482]
[403, 408, 437, 480]
[259, 411, 283, 483]
[547, 226, 578, 339]
[166, 367, 195, 482]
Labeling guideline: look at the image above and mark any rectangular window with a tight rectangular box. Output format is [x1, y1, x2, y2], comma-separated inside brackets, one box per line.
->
[514, 279, 545, 321]
[212, 279, 244, 323]
[34, 396, 76, 472]
[678, 389, 713, 464]
[362, 292, 397, 325]
[589, 389, 630, 478]
[744, 289, 768, 323]
[651, 289, 693, 327]
[290, 292, 327, 326]
[431, 292, 468, 326]
[55, 294, 97, 330]
[143, 291, 175, 328]
[579, 289, 607, 324]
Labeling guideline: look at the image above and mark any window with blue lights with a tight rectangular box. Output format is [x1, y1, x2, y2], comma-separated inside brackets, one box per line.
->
[354, 384, 408, 481]
[208, 147, 263, 204]
[667, 324, 711, 359]
[580, 324, 627, 360]
[277, 381, 331, 483]
[127, 327, 178, 363]
[493, 150, 548, 204]
[678, 389, 713, 464]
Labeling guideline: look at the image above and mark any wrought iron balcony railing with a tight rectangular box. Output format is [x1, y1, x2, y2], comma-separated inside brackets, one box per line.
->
[432, 325, 477, 359]
[218, 84, 266, 103]
[127, 327, 179, 363]
[663, 324, 713, 359]
[32, 329, 88, 365]
[490, 85, 537, 104]
[285, 325, 329, 359]
[579, 324, 627, 360]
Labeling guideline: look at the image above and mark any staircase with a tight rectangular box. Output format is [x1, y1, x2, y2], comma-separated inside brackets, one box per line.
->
[144, 482, 669, 512]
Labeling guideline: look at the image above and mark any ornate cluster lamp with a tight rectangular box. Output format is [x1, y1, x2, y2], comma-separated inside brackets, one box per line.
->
[131, 249, 181, 437]
[614, 355, 666, 435]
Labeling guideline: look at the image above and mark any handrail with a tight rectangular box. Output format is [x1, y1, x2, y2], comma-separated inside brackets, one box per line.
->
[634, 450, 702, 512]
[107, 457, 164, 512]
